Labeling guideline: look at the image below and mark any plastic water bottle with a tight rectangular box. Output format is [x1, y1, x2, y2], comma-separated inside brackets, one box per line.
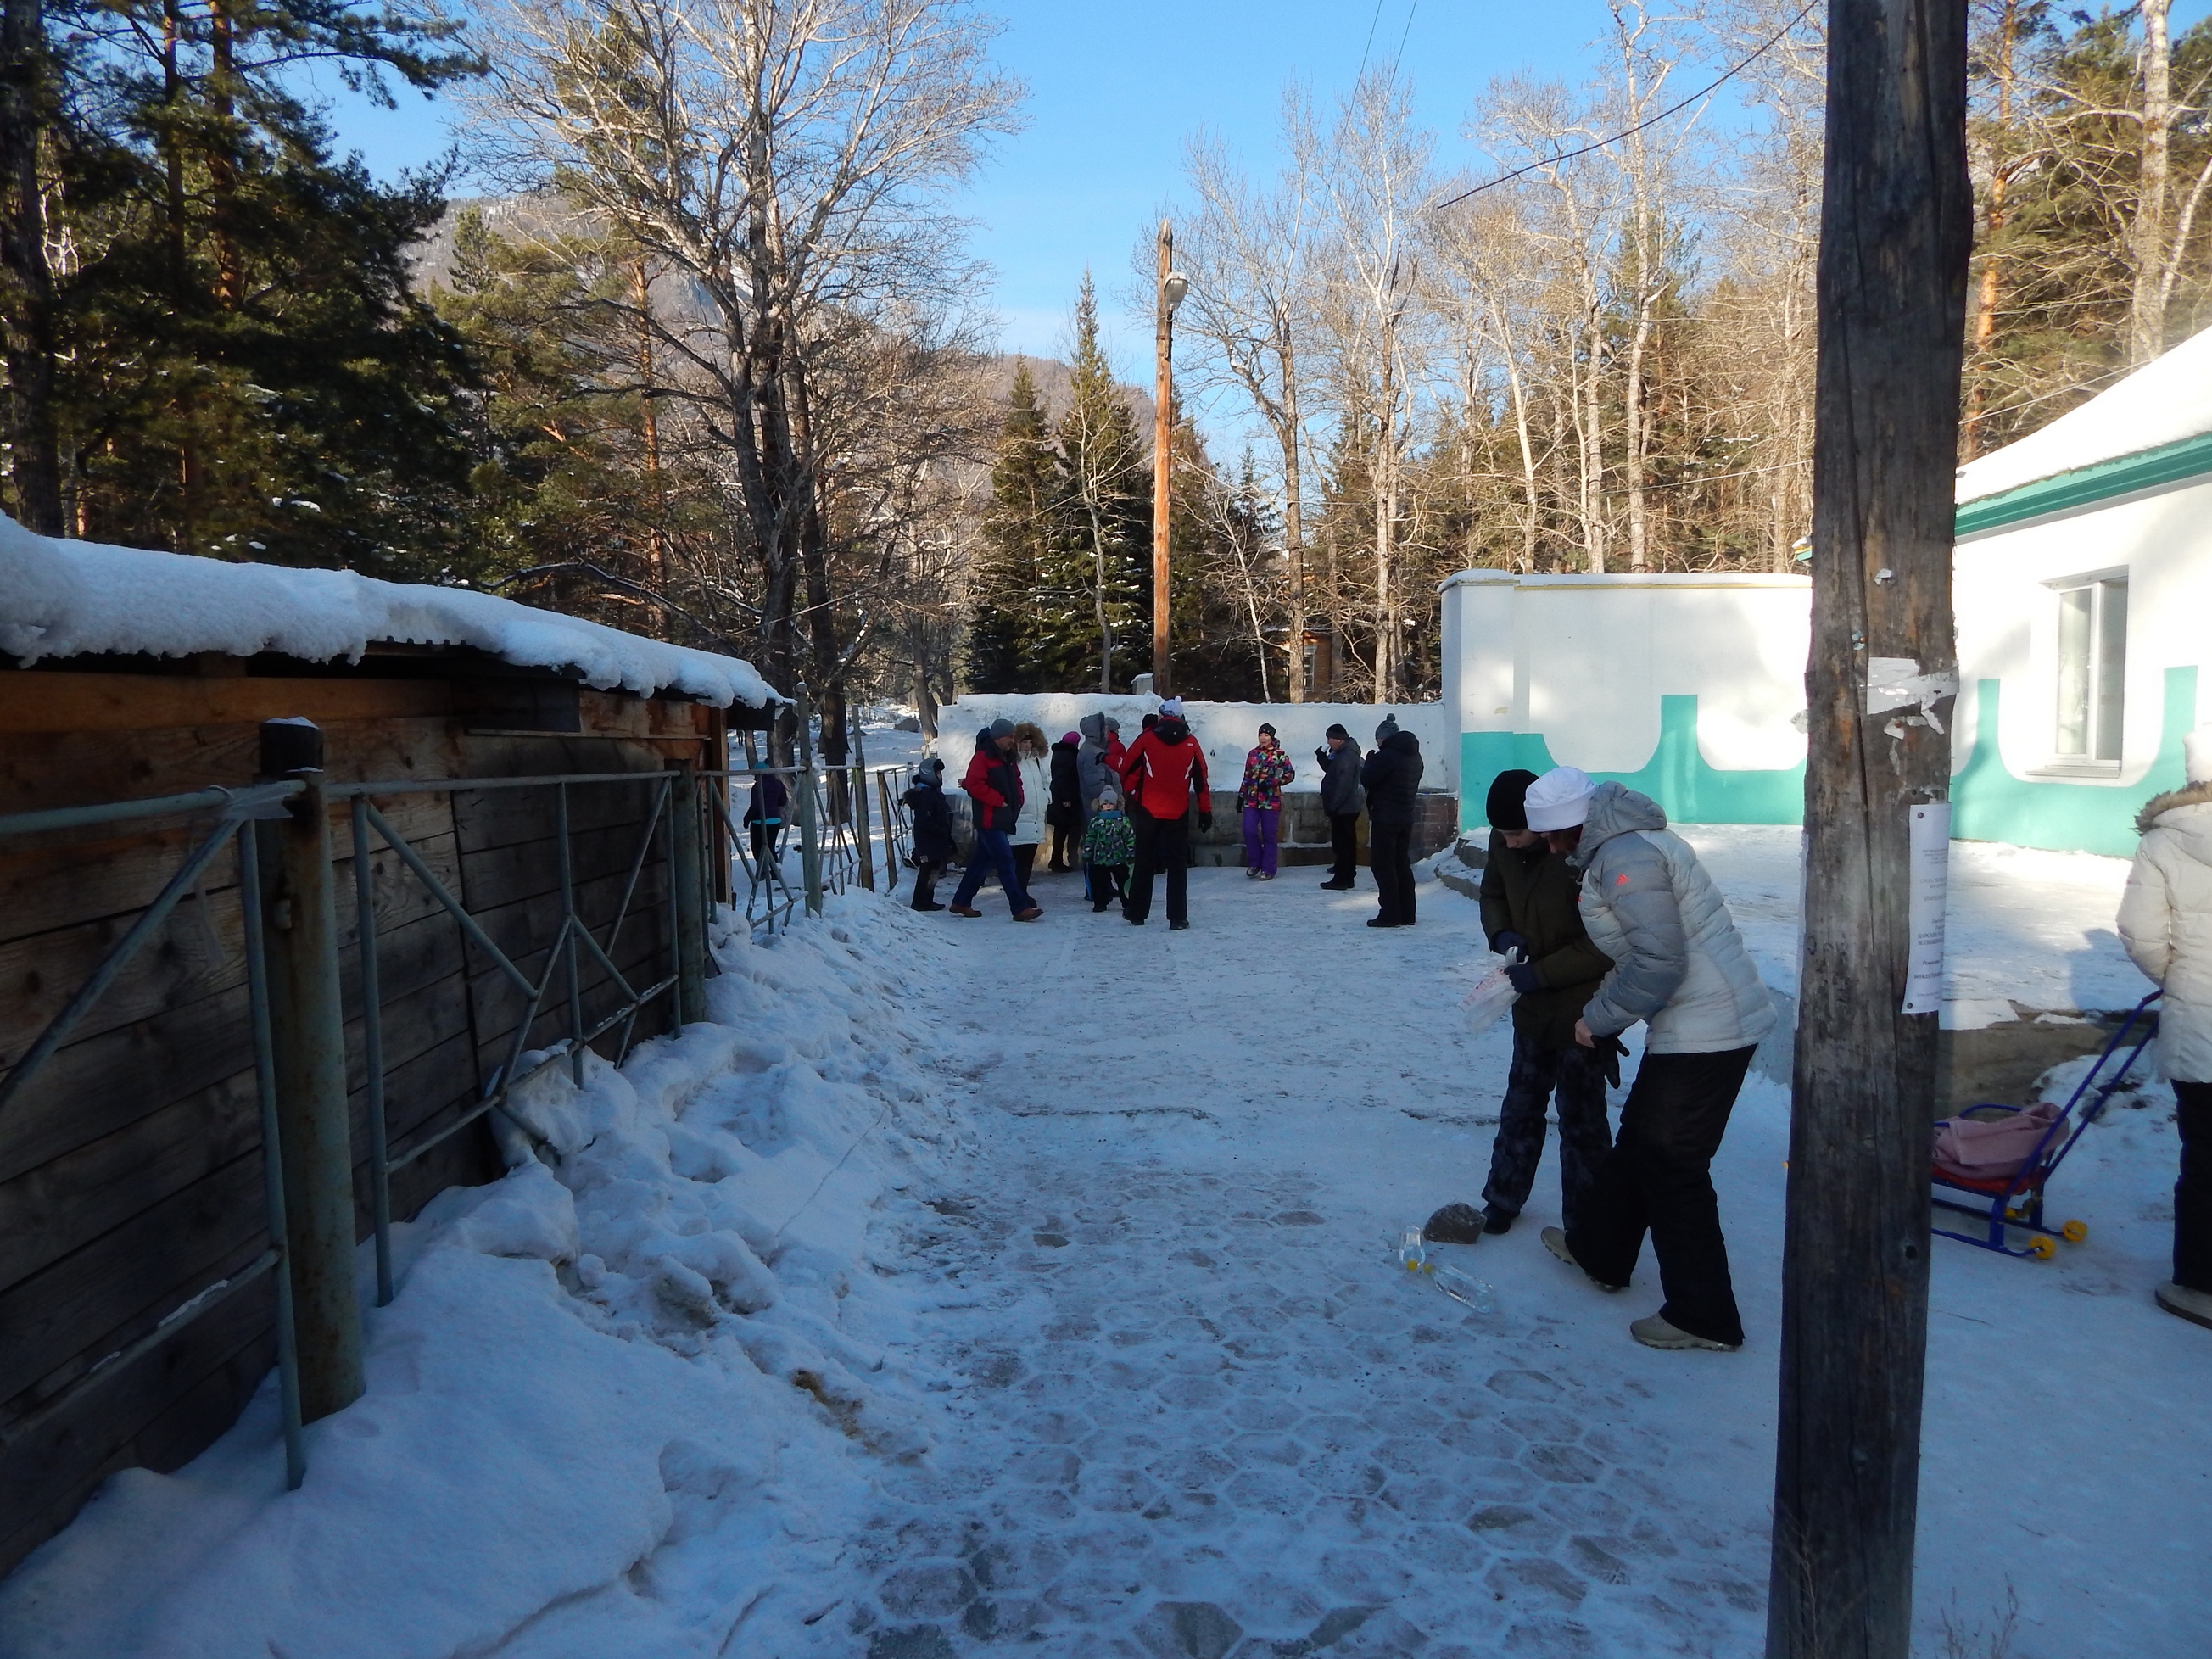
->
[1432, 1264, 1498, 1315]
[1398, 1228, 1428, 1272]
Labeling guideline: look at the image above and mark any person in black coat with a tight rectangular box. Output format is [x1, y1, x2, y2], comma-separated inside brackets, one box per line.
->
[1315, 723, 1366, 891]
[1047, 730, 1084, 872]
[1360, 717, 1424, 928]
[900, 758, 957, 910]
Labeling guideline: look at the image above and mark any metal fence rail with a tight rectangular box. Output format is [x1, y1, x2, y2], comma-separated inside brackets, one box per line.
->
[330, 769, 693, 1308]
[0, 783, 308, 1489]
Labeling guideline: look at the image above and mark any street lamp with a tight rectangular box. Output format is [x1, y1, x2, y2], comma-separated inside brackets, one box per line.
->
[1154, 221, 1187, 697]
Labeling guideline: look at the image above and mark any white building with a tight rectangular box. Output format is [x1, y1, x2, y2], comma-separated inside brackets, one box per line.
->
[1436, 325, 2212, 854]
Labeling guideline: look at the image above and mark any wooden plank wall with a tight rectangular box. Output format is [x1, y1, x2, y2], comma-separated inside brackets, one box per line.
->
[0, 668, 718, 1573]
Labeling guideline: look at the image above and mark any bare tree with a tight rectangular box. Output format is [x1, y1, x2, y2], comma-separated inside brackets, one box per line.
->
[471, 0, 1022, 753]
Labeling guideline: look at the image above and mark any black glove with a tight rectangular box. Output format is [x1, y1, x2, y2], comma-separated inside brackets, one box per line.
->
[1505, 961, 1542, 996]
[1197, 811, 1214, 834]
[1492, 930, 1529, 957]
[1597, 1033, 1628, 1090]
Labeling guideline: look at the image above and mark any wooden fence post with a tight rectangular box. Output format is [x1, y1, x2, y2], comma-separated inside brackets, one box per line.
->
[255, 719, 365, 1424]
[1766, 0, 1971, 1651]
[668, 762, 708, 1026]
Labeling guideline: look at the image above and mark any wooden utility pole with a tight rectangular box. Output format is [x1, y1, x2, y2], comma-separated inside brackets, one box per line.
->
[1766, 0, 1970, 1651]
[1153, 221, 1177, 695]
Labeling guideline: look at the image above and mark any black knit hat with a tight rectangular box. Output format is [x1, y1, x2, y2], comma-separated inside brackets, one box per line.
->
[1258, 722, 1277, 738]
[1485, 768, 1541, 831]
[1325, 723, 1351, 741]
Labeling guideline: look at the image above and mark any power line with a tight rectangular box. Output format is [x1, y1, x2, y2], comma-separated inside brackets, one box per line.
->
[1427, 0, 1821, 214]
[1393, 0, 1422, 72]
[1355, 0, 1389, 87]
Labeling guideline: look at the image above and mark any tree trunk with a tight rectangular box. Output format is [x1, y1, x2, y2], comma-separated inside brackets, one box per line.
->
[1372, 317, 1395, 701]
[1765, 0, 1970, 1652]
[0, 0, 61, 533]
[2126, 0, 2171, 366]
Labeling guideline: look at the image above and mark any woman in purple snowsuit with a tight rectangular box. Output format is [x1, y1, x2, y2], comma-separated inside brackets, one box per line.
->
[1237, 724, 1297, 880]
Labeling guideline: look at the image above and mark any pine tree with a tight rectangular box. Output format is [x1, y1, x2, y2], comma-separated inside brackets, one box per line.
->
[964, 358, 1055, 691]
[1040, 274, 1149, 691]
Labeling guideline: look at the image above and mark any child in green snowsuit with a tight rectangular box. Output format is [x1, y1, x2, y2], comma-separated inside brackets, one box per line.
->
[1081, 785, 1136, 913]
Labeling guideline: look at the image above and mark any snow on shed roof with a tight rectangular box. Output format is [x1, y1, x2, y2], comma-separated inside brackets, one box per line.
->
[0, 516, 781, 708]
[1957, 324, 2212, 504]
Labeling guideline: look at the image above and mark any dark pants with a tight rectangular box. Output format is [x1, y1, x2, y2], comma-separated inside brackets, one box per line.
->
[1370, 822, 1416, 924]
[1050, 818, 1081, 871]
[1484, 1031, 1615, 1233]
[2177, 1080, 2212, 1292]
[910, 860, 944, 908]
[1125, 809, 1192, 924]
[1328, 813, 1360, 885]
[1014, 842, 1039, 891]
[952, 829, 1032, 915]
[1086, 861, 1127, 909]
[1568, 1045, 1755, 1346]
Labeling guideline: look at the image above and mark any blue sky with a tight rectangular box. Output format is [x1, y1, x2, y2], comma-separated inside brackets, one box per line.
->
[327, 0, 2212, 385]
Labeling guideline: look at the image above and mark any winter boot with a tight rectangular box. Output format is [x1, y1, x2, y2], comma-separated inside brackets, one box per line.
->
[1013, 908, 1043, 923]
[1542, 1226, 1623, 1293]
[948, 905, 982, 918]
[1629, 1313, 1740, 1352]
[1422, 1203, 1486, 1246]
[1482, 1205, 1514, 1236]
[2156, 1282, 2212, 1330]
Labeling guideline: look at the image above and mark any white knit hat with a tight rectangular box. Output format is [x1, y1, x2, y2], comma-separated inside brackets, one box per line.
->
[1158, 697, 1186, 718]
[1523, 765, 1597, 831]
[2187, 725, 2212, 785]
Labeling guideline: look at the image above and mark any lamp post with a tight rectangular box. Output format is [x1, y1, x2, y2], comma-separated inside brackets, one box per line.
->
[1153, 220, 1187, 695]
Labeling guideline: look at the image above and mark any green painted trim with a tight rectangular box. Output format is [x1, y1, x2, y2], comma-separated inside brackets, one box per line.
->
[1461, 694, 1807, 830]
[1955, 431, 2212, 538]
[1949, 665, 2197, 856]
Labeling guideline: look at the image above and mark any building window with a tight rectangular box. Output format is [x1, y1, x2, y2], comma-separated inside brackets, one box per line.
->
[2053, 572, 2126, 762]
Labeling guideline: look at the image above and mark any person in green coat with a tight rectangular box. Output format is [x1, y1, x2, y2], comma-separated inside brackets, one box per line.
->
[1426, 768, 1616, 1243]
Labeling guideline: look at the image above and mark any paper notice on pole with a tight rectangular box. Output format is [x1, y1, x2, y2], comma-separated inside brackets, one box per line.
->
[1902, 803, 1951, 1015]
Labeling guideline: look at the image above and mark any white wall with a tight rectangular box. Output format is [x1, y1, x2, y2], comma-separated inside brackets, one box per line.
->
[1439, 571, 1813, 776]
[1952, 475, 2212, 789]
[931, 694, 1455, 794]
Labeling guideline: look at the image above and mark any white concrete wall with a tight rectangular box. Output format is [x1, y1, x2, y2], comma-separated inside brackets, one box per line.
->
[931, 694, 1455, 795]
[1438, 571, 1813, 775]
[1952, 475, 2212, 788]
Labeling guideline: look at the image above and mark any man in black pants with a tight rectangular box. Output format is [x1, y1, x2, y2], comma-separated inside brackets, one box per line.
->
[1315, 723, 1365, 891]
[1360, 715, 1423, 928]
[1425, 768, 1616, 1245]
[1522, 768, 1777, 1351]
[1119, 701, 1211, 930]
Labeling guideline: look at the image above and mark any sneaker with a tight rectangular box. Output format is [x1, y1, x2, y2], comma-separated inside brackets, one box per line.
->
[1169, 919, 1190, 930]
[1013, 908, 1043, 922]
[1482, 1206, 1514, 1236]
[1258, 871, 1276, 880]
[1246, 868, 1260, 879]
[1541, 1226, 1624, 1292]
[1629, 1313, 1740, 1352]
[948, 905, 982, 918]
[1422, 1203, 1486, 1245]
[2156, 1282, 2212, 1330]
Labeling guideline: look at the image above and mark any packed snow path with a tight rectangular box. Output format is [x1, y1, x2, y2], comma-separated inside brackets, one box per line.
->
[819, 854, 2201, 1659]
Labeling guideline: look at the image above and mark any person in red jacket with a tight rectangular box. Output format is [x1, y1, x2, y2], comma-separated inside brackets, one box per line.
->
[948, 720, 1043, 921]
[1119, 700, 1212, 930]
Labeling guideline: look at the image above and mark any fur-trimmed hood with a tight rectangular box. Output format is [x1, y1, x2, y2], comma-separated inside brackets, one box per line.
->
[2137, 779, 2212, 836]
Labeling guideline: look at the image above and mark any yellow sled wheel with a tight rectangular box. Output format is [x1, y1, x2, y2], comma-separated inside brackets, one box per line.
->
[2027, 1235, 2058, 1260]
[2062, 1219, 2089, 1244]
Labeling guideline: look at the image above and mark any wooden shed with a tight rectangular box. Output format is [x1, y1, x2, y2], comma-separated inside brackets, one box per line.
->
[0, 526, 776, 1574]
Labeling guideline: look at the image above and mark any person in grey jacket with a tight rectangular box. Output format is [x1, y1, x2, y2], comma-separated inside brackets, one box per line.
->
[1077, 713, 1120, 811]
[1524, 768, 1775, 1353]
[1315, 723, 1365, 891]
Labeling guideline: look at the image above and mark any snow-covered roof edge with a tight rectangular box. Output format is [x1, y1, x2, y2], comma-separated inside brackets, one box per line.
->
[1957, 324, 2212, 504]
[0, 517, 781, 709]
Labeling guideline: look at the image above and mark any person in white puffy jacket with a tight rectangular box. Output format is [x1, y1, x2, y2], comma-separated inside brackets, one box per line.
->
[1009, 723, 1054, 893]
[1524, 768, 1775, 1353]
[2117, 726, 2212, 1331]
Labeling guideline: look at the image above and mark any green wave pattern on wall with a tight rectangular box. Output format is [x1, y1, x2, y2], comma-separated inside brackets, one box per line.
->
[1457, 667, 2198, 853]
[1950, 666, 2195, 857]
[1458, 694, 1806, 830]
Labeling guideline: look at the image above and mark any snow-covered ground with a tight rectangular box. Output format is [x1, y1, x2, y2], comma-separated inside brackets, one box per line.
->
[2, 840, 2202, 1658]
